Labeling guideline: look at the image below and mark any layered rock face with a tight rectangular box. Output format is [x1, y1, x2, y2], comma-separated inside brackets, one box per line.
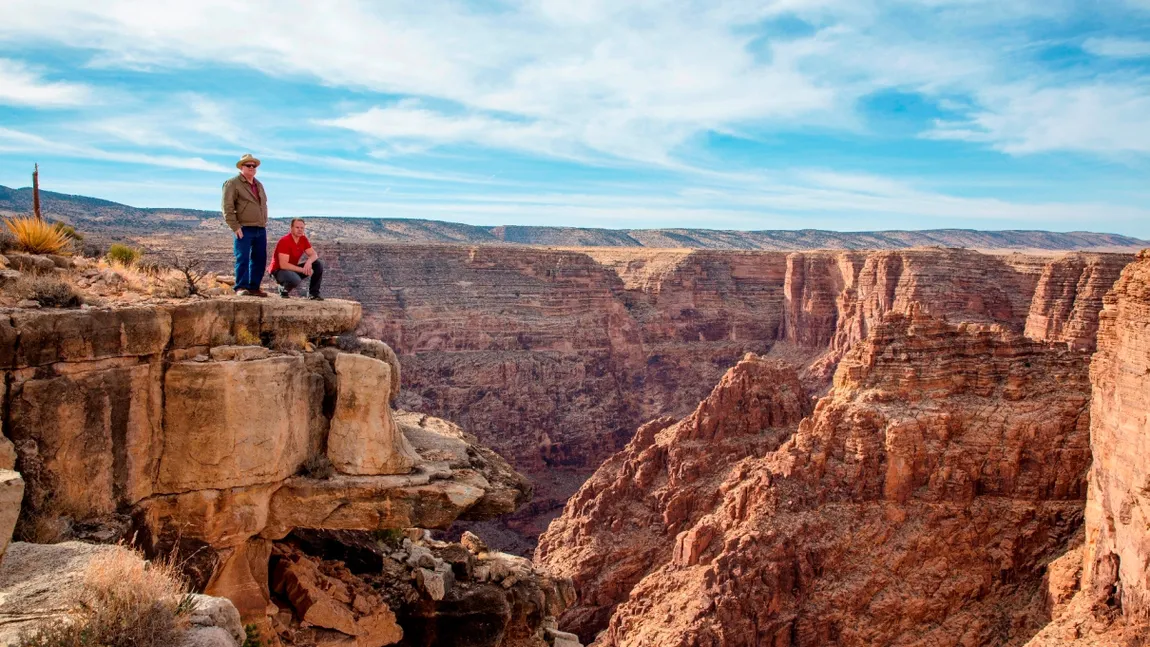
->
[312, 245, 1127, 549]
[0, 298, 548, 645]
[538, 311, 1094, 646]
[1025, 251, 1150, 646]
[535, 357, 812, 639]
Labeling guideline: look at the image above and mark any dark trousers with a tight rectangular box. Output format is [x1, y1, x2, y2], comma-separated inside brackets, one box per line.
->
[274, 258, 324, 297]
[233, 226, 267, 291]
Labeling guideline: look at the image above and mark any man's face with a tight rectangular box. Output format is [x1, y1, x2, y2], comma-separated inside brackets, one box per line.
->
[240, 162, 258, 180]
[291, 221, 306, 237]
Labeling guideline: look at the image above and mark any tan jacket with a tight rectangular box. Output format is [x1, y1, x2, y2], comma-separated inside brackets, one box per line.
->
[221, 175, 268, 230]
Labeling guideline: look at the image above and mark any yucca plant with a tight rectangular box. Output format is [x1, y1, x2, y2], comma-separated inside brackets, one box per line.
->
[3, 215, 70, 254]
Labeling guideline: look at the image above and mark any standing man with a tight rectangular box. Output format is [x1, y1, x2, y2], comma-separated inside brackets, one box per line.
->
[269, 218, 324, 300]
[222, 153, 269, 297]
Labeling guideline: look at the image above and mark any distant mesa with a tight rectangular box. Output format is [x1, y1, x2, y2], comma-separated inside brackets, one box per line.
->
[1, 185, 1145, 252]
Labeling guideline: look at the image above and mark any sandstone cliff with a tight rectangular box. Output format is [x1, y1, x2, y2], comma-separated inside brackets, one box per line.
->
[1025, 250, 1150, 646]
[0, 297, 564, 646]
[538, 310, 1094, 645]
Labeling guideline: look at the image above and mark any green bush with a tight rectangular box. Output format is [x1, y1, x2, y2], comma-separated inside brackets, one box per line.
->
[106, 243, 141, 267]
[242, 624, 264, 647]
[51, 221, 83, 242]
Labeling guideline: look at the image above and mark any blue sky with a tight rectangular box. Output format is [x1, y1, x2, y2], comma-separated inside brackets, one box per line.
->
[1, 0, 1149, 237]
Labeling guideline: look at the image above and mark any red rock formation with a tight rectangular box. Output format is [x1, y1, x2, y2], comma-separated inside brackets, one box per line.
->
[1024, 253, 1132, 351]
[1025, 250, 1150, 646]
[538, 311, 1094, 646]
[534, 357, 812, 641]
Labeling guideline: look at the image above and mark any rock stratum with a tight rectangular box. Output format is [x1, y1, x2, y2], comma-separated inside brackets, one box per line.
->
[538, 311, 1095, 646]
[0, 297, 573, 646]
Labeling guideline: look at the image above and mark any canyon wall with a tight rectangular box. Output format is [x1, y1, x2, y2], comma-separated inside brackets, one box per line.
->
[312, 245, 1129, 546]
[1026, 250, 1150, 646]
[538, 310, 1095, 646]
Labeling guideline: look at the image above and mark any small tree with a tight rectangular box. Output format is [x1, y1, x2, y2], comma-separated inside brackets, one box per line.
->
[169, 255, 209, 296]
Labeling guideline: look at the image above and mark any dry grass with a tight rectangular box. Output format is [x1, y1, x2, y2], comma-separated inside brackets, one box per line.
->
[16, 546, 195, 647]
[235, 326, 261, 346]
[4, 216, 71, 255]
[272, 330, 309, 352]
[299, 453, 334, 480]
[11, 273, 81, 308]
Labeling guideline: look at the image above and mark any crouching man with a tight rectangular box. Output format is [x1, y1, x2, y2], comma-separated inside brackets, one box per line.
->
[269, 218, 324, 300]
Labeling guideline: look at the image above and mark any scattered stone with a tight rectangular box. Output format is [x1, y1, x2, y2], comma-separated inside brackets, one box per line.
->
[183, 593, 245, 646]
[16, 299, 40, 308]
[416, 567, 446, 601]
[546, 627, 583, 647]
[405, 544, 435, 570]
[6, 253, 56, 273]
[0, 268, 22, 286]
[460, 530, 488, 555]
[209, 345, 272, 362]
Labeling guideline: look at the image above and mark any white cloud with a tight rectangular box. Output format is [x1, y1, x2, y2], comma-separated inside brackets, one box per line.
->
[0, 127, 231, 172]
[926, 82, 1150, 154]
[0, 58, 90, 107]
[1083, 37, 1150, 59]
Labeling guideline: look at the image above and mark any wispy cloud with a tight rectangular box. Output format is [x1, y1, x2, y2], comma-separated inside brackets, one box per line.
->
[1083, 37, 1150, 59]
[0, 58, 90, 107]
[925, 81, 1150, 155]
[0, 127, 231, 172]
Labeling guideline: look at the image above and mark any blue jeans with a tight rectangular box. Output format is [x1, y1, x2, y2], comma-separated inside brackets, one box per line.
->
[233, 226, 267, 291]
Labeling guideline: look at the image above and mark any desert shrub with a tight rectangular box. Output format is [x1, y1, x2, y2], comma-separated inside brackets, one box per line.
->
[0, 228, 16, 252]
[15, 547, 195, 647]
[81, 240, 108, 259]
[299, 453, 334, 480]
[372, 527, 406, 547]
[106, 243, 141, 267]
[234, 326, 261, 346]
[51, 221, 83, 243]
[272, 331, 309, 352]
[3, 216, 70, 254]
[12, 274, 81, 308]
[336, 331, 363, 352]
[135, 257, 166, 276]
[242, 624, 264, 647]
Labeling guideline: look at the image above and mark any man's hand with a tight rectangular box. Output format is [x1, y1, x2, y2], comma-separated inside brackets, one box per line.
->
[234, 229, 244, 239]
[303, 260, 314, 276]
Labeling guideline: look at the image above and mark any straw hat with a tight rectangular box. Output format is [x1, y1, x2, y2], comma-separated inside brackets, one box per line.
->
[236, 154, 261, 169]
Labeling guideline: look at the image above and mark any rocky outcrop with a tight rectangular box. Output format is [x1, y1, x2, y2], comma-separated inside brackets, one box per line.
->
[1025, 250, 1150, 646]
[538, 311, 1094, 645]
[0, 297, 537, 643]
[272, 529, 578, 647]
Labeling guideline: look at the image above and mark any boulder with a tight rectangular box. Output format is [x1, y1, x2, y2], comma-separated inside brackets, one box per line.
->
[0, 470, 24, 565]
[327, 353, 417, 476]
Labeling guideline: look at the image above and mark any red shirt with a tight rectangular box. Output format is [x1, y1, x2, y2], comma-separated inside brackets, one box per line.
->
[269, 234, 312, 273]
